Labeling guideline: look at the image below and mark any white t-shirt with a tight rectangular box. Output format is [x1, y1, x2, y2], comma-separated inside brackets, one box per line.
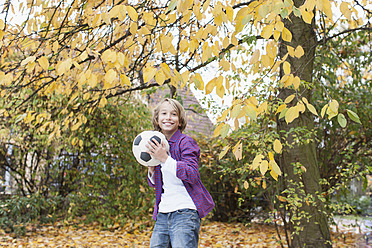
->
[149, 156, 196, 213]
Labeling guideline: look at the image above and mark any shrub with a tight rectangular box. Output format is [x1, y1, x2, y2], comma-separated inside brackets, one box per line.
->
[0, 194, 62, 237]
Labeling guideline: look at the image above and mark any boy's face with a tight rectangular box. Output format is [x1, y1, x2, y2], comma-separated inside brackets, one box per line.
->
[157, 101, 181, 139]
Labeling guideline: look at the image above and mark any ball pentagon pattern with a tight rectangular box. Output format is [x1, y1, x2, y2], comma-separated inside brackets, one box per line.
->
[132, 131, 169, 166]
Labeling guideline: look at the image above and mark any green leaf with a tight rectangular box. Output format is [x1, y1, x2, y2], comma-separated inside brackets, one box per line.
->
[337, 113, 347, 128]
[168, 0, 177, 12]
[280, 8, 288, 18]
[244, 105, 256, 121]
[279, 108, 288, 119]
[221, 123, 230, 139]
[283, 0, 292, 7]
[346, 109, 361, 124]
[292, 6, 301, 17]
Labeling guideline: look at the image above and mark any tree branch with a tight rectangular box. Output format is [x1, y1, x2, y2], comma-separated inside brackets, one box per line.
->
[318, 26, 372, 45]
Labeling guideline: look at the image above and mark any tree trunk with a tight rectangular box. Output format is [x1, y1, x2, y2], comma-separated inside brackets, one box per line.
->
[277, 1, 332, 247]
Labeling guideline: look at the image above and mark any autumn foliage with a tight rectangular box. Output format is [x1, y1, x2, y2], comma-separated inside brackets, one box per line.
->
[1, 0, 371, 246]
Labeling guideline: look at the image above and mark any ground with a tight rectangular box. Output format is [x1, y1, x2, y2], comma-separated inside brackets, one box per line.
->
[0, 218, 370, 247]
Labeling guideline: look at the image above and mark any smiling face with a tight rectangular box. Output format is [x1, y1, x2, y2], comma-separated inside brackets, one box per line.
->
[157, 101, 181, 139]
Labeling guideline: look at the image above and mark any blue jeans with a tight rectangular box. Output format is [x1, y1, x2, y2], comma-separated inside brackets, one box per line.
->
[150, 209, 201, 248]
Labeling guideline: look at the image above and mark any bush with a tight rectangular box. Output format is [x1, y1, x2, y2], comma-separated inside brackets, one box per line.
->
[0, 194, 62, 237]
[331, 194, 372, 216]
[196, 124, 274, 223]
[53, 99, 155, 227]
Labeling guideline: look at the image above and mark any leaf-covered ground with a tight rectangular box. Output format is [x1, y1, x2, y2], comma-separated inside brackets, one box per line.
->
[0, 219, 369, 247]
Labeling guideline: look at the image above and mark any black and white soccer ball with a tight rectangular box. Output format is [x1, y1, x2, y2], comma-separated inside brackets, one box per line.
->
[132, 131, 169, 167]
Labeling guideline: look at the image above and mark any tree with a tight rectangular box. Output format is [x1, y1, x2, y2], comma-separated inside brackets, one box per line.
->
[1, 0, 371, 246]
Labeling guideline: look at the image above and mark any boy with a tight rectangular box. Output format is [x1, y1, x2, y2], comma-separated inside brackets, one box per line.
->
[146, 98, 214, 247]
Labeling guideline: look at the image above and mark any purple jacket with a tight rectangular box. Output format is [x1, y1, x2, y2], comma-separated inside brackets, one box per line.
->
[148, 129, 214, 220]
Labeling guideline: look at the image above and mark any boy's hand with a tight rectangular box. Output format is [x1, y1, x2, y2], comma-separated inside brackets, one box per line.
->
[146, 139, 168, 163]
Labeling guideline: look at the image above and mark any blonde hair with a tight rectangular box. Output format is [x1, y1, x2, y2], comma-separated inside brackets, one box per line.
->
[152, 98, 187, 132]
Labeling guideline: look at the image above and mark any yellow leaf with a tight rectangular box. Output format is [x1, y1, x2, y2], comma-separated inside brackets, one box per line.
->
[251, 154, 263, 170]
[287, 45, 295, 57]
[226, 6, 234, 22]
[233, 141, 242, 161]
[37, 56, 49, 71]
[284, 94, 295, 103]
[120, 74, 131, 87]
[99, 97, 107, 108]
[130, 22, 138, 34]
[155, 70, 165, 85]
[55, 58, 72, 76]
[258, 3, 269, 18]
[329, 99, 339, 113]
[117, 52, 125, 66]
[72, 61, 80, 70]
[270, 160, 282, 175]
[276, 104, 287, 114]
[257, 101, 268, 115]
[322, 0, 333, 19]
[71, 121, 82, 131]
[282, 27, 292, 42]
[285, 105, 299, 123]
[127, 6, 138, 21]
[160, 62, 171, 78]
[273, 30, 281, 41]
[192, 73, 204, 90]
[0, 19, 4, 30]
[179, 39, 189, 52]
[298, 101, 306, 113]
[274, 21, 284, 33]
[21, 56, 36, 66]
[109, 5, 121, 19]
[143, 66, 157, 83]
[261, 54, 273, 68]
[205, 79, 216, 95]
[104, 69, 117, 84]
[260, 160, 269, 176]
[306, 103, 318, 116]
[268, 151, 274, 161]
[321, 104, 328, 118]
[213, 123, 223, 137]
[250, 49, 260, 65]
[293, 76, 301, 89]
[52, 41, 59, 53]
[271, 170, 278, 181]
[234, 185, 238, 193]
[89, 74, 97, 88]
[244, 181, 249, 189]
[80, 51, 88, 61]
[216, 84, 225, 98]
[230, 104, 242, 119]
[261, 24, 274, 39]
[294, 45, 304, 58]
[301, 9, 314, 24]
[217, 109, 229, 122]
[280, 75, 290, 86]
[262, 180, 267, 189]
[219, 145, 230, 160]
[273, 139, 282, 153]
[277, 195, 286, 202]
[283, 61, 291, 75]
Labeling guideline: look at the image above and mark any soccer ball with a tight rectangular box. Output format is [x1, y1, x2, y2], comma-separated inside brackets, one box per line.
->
[132, 131, 169, 167]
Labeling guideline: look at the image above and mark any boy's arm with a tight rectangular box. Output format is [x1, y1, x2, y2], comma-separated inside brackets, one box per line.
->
[175, 138, 200, 184]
